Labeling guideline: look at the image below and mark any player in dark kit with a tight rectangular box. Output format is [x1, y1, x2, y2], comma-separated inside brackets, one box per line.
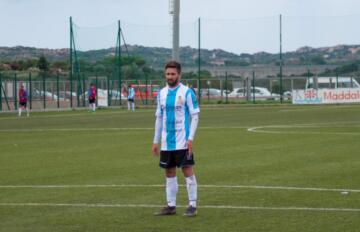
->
[88, 83, 96, 112]
[18, 85, 29, 117]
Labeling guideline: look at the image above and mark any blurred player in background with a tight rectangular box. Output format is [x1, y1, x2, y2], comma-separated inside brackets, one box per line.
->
[88, 83, 96, 112]
[127, 84, 135, 111]
[18, 85, 29, 117]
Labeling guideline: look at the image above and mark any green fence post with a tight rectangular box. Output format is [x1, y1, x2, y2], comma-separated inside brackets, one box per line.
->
[145, 74, 148, 105]
[279, 14, 283, 104]
[198, 17, 201, 105]
[76, 74, 80, 108]
[137, 79, 143, 105]
[207, 80, 210, 102]
[95, 75, 98, 107]
[150, 80, 153, 105]
[29, 73, 32, 110]
[107, 75, 110, 107]
[252, 71, 255, 103]
[70, 16, 73, 109]
[82, 73, 86, 107]
[0, 72, 2, 111]
[43, 72, 46, 110]
[14, 73, 18, 110]
[225, 72, 228, 104]
[57, 73, 60, 109]
[70, 73, 73, 108]
[336, 70, 339, 88]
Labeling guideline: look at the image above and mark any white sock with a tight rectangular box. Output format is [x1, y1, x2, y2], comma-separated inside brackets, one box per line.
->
[166, 177, 178, 207]
[127, 102, 131, 110]
[186, 175, 197, 207]
[18, 108, 22, 116]
[26, 108, 29, 116]
[92, 103, 96, 111]
[132, 103, 135, 111]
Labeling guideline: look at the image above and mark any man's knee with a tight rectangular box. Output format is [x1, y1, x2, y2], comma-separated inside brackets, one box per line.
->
[165, 168, 176, 177]
[182, 167, 194, 177]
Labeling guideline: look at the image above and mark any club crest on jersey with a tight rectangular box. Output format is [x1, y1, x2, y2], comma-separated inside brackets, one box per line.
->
[177, 96, 183, 105]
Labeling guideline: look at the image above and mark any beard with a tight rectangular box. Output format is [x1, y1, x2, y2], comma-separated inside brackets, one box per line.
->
[166, 77, 179, 87]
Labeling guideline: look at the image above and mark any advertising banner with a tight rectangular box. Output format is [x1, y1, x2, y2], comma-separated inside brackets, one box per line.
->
[292, 88, 360, 104]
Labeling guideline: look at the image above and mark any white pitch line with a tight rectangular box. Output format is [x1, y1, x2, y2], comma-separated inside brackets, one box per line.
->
[0, 110, 156, 121]
[0, 126, 248, 133]
[247, 127, 360, 135]
[0, 202, 359, 212]
[1, 184, 360, 193]
[1, 120, 359, 133]
[247, 122, 360, 135]
[0, 128, 154, 132]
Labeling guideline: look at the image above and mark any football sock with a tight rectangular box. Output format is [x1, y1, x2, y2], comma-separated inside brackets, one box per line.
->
[166, 177, 178, 207]
[186, 175, 197, 207]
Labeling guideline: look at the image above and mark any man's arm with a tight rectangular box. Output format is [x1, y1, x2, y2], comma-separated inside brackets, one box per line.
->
[152, 116, 162, 156]
[185, 88, 200, 155]
[187, 113, 199, 155]
[152, 92, 163, 156]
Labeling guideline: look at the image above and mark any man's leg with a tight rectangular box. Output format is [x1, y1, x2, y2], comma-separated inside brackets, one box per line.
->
[182, 167, 197, 207]
[131, 102, 135, 111]
[182, 167, 198, 216]
[26, 106, 29, 117]
[165, 168, 178, 207]
[18, 106, 22, 117]
[155, 167, 177, 215]
[127, 101, 131, 110]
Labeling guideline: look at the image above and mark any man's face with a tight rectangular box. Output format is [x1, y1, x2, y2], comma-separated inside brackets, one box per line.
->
[165, 67, 180, 87]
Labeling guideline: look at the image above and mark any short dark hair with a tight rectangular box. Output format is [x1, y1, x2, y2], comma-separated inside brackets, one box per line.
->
[165, 60, 181, 74]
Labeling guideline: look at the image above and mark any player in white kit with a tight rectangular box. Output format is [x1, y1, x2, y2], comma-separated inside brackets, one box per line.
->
[152, 61, 200, 217]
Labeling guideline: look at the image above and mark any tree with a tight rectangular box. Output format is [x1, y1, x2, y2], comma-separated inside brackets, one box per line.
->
[38, 55, 49, 71]
[338, 63, 358, 74]
[310, 56, 326, 65]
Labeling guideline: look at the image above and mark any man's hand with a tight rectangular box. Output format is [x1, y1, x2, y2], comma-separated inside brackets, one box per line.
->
[186, 140, 193, 155]
[152, 144, 160, 156]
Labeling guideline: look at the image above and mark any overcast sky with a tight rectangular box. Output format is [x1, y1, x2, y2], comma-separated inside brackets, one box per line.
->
[1, 0, 360, 54]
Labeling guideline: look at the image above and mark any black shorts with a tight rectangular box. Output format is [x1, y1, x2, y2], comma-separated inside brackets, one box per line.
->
[159, 149, 195, 169]
[89, 98, 95, 104]
[19, 102, 27, 107]
[128, 98, 134, 102]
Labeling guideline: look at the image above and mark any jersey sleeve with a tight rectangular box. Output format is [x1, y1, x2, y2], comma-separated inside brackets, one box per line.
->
[155, 92, 163, 117]
[186, 89, 200, 115]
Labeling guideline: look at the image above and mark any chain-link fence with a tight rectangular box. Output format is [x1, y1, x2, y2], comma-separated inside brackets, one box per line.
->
[2, 72, 359, 112]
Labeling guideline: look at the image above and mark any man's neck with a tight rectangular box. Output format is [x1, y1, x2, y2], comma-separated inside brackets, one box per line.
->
[168, 82, 181, 90]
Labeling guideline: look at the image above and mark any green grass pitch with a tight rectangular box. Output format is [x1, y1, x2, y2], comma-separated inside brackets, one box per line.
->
[1, 105, 360, 231]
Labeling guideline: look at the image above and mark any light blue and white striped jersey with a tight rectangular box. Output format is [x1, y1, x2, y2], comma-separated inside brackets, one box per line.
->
[156, 83, 200, 151]
[128, 87, 135, 100]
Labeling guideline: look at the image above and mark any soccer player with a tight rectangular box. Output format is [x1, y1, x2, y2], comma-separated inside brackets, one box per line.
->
[152, 61, 200, 217]
[127, 84, 135, 111]
[18, 85, 29, 117]
[88, 83, 96, 112]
